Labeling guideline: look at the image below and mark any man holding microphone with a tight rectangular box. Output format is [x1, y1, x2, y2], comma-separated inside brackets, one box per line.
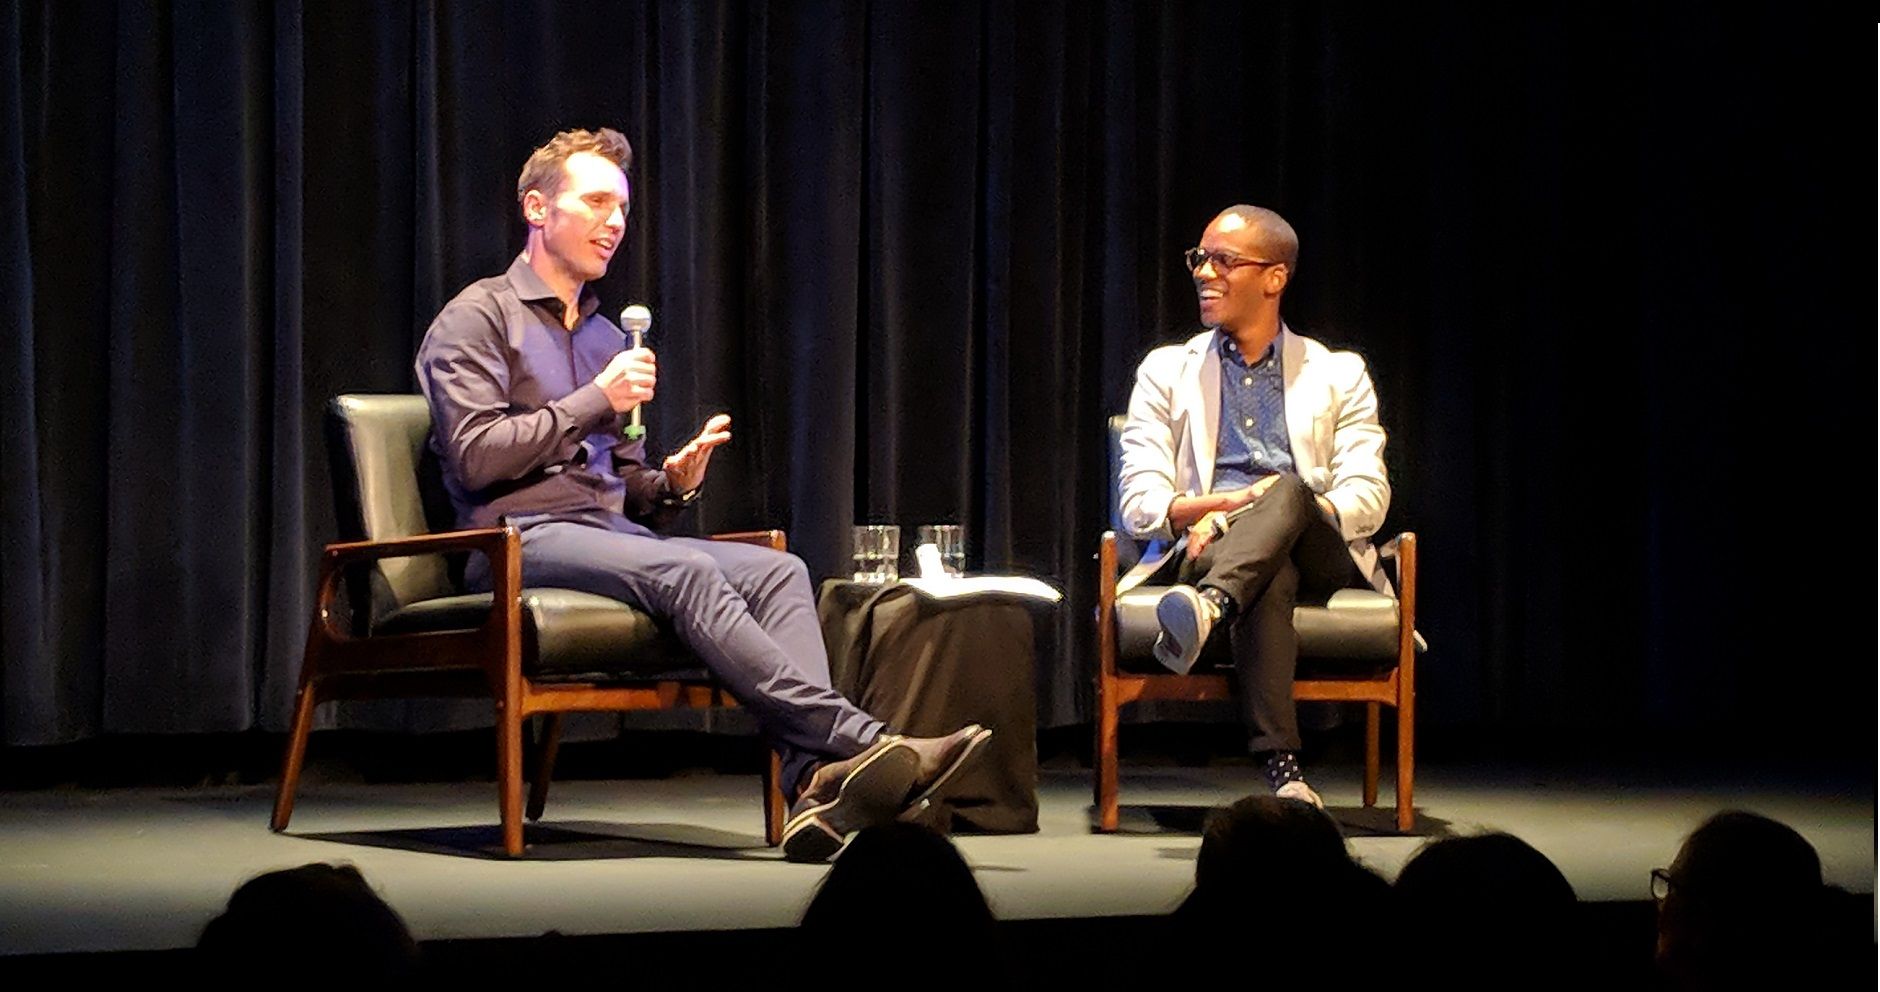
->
[415, 128, 985, 861]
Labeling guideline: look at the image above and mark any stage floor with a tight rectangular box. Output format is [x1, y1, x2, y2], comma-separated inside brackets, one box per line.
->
[1, 760, 1871, 956]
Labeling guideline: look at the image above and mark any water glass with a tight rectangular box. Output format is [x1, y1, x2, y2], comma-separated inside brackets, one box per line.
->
[851, 525, 901, 583]
[916, 524, 965, 577]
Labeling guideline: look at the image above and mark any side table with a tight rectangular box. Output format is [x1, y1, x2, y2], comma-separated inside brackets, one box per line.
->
[816, 578, 1050, 833]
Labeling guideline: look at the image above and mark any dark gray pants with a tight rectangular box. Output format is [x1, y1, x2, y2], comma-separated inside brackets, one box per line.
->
[1178, 474, 1361, 754]
[472, 511, 883, 795]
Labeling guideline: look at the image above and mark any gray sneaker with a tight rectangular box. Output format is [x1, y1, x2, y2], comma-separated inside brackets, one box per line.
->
[1275, 779, 1325, 810]
[1152, 584, 1218, 675]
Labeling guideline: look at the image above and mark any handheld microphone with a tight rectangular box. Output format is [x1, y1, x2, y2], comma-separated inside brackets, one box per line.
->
[620, 303, 653, 439]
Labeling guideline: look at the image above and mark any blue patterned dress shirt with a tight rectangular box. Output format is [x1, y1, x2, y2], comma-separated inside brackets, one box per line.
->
[1210, 332, 1293, 492]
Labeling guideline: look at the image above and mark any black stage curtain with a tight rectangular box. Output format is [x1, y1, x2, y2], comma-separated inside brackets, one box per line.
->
[1, 2, 1867, 753]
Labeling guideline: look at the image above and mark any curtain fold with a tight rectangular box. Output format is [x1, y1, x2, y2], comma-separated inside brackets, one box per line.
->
[0, 2, 1865, 749]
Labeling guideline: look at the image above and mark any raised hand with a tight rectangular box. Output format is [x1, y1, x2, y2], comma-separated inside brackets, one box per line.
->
[663, 413, 733, 493]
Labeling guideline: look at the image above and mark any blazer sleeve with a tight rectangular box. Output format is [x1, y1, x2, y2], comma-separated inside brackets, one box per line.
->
[1320, 352, 1391, 542]
[1117, 347, 1186, 542]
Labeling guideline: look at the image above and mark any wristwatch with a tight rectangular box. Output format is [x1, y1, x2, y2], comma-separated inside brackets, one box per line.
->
[660, 484, 702, 508]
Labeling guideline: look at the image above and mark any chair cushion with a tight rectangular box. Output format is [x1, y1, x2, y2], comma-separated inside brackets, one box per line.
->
[1115, 586, 1401, 673]
[376, 588, 708, 681]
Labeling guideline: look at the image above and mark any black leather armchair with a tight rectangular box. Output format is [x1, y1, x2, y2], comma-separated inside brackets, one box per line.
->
[270, 395, 785, 856]
[1093, 415, 1420, 832]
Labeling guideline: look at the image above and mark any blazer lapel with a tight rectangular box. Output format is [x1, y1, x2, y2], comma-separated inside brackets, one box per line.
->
[1186, 332, 1221, 494]
[1280, 326, 1321, 481]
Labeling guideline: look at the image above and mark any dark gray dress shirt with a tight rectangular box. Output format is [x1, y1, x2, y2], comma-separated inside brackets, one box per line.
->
[415, 254, 685, 533]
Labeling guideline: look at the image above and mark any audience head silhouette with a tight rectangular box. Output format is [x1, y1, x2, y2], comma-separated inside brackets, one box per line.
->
[801, 821, 994, 935]
[1394, 832, 1579, 984]
[1190, 793, 1355, 901]
[197, 862, 419, 978]
[1175, 794, 1390, 974]
[1655, 810, 1827, 989]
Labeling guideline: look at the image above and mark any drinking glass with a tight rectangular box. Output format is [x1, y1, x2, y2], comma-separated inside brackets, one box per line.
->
[851, 525, 901, 583]
[916, 524, 965, 577]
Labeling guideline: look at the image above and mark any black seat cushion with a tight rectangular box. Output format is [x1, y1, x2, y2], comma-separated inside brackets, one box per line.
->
[1114, 586, 1400, 675]
[377, 588, 708, 682]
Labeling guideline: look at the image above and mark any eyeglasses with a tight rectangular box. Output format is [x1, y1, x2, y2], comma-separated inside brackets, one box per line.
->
[1650, 867, 1674, 902]
[1183, 247, 1285, 275]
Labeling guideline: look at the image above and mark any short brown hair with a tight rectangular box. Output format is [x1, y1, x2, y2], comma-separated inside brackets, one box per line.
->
[516, 128, 633, 204]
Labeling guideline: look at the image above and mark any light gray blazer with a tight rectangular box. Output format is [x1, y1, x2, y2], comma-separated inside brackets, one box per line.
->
[1116, 325, 1392, 596]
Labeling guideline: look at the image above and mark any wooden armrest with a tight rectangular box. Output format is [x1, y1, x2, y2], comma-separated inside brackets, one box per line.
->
[1096, 531, 1118, 676]
[1098, 531, 1118, 611]
[1376, 531, 1416, 583]
[1381, 532, 1419, 656]
[314, 527, 522, 640]
[1379, 531, 1417, 570]
[321, 527, 513, 565]
[711, 529, 787, 552]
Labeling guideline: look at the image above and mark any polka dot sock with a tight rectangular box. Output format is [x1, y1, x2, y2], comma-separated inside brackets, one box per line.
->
[1261, 750, 1305, 791]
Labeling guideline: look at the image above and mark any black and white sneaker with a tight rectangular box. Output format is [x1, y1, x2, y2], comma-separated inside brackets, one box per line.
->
[1152, 584, 1219, 674]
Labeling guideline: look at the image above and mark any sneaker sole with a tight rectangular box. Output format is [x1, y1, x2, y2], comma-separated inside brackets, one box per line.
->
[1154, 589, 1206, 674]
[780, 743, 921, 863]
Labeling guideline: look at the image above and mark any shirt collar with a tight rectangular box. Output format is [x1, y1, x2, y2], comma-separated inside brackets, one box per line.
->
[1218, 326, 1282, 369]
[506, 253, 602, 320]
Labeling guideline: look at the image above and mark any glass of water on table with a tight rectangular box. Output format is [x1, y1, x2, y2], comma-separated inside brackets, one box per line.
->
[851, 525, 901, 583]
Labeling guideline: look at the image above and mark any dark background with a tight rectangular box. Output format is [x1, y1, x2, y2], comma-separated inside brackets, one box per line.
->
[2, 2, 1869, 767]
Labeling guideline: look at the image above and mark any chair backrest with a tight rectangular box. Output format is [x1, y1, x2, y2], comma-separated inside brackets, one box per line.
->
[1107, 414, 1143, 574]
[327, 395, 457, 625]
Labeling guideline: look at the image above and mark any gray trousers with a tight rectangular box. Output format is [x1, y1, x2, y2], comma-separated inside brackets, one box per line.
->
[470, 510, 884, 795]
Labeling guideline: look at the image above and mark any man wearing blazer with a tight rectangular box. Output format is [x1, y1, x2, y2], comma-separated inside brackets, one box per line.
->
[1115, 205, 1392, 807]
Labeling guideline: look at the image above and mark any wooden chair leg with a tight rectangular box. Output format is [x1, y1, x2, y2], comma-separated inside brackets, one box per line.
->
[1396, 702, 1415, 832]
[762, 750, 786, 846]
[270, 678, 321, 832]
[1095, 672, 1121, 833]
[498, 702, 526, 856]
[1363, 702, 1380, 809]
[526, 713, 564, 822]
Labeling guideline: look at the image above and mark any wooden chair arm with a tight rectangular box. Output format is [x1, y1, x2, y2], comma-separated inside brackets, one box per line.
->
[1377, 531, 1417, 592]
[1096, 531, 1119, 679]
[710, 529, 788, 552]
[313, 527, 522, 641]
[1098, 531, 1118, 611]
[1383, 532, 1419, 660]
[321, 527, 514, 565]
